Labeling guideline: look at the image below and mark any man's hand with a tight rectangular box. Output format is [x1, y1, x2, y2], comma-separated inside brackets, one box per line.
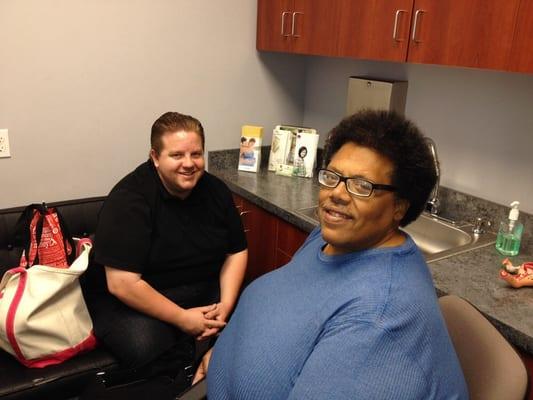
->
[193, 348, 213, 384]
[204, 302, 231, 323]
[195, 302, 231, 340]
[177, 305, 226, 339]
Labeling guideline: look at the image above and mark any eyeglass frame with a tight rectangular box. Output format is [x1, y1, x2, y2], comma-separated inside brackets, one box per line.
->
[317, 168, 397, 198]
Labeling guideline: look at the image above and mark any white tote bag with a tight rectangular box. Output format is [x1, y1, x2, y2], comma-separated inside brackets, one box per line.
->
[0, 243, 97, 368]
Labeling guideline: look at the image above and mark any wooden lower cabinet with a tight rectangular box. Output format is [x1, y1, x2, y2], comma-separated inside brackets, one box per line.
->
[520, 351, 533, 400]
[233, 194, 308, 285]
[275, 218, 308, 267]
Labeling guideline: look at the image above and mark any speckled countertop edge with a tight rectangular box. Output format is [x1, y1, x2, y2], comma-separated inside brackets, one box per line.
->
[209, 149, 533, 355]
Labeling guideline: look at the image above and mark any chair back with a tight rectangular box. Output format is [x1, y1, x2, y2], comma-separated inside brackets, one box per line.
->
[439, 295, 528, 400]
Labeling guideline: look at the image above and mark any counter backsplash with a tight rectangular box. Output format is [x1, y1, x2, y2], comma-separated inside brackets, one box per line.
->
[439, 187, 532, 254]
[209, 147, 532, 254]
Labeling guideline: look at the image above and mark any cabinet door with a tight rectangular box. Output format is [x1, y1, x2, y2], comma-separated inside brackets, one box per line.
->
[290, 0, 342, 56]
[520, 351, 533, 400]
[232, 193, 244, 212]
[337, 0, 414, 62]
[275, 218, 308, 268]
[407, 0, 520, 70]
[240, 198, 277, 284]
[232, 194, 310, 283]
[257, 0, 294, 52]
[508, 1, 533, 73]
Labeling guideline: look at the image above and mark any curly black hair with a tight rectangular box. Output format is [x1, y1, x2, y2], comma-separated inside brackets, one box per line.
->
[323, 109, 437, 227]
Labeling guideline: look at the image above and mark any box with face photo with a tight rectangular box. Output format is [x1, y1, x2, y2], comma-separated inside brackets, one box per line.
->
[238, 125, 263, 173]
[291, 131, 319, 178]
[268, 126, 318, 176]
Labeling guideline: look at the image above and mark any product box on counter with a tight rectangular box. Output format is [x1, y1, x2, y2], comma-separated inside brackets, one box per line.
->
[238, 125, 263, 173]
[268, 125, 318, 178]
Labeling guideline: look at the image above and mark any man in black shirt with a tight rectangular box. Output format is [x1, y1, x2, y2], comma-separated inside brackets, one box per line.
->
[85, 112, 247, 383]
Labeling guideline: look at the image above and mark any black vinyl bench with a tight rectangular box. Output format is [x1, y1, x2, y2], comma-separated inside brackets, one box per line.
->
[0, 197, 118, 399]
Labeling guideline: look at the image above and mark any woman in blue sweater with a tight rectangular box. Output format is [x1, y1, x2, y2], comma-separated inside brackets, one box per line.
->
[195, 110, 468, 399]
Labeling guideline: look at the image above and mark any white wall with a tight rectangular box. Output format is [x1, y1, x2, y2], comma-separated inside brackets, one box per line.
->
[302, 57, 533, 214]
[0, 1, 306, 208]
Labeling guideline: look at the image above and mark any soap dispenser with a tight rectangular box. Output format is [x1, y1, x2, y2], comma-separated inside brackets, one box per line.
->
[495, 201, 524, 256]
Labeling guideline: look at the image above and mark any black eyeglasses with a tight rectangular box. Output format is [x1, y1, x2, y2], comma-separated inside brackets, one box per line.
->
[318, 169, 397, 197]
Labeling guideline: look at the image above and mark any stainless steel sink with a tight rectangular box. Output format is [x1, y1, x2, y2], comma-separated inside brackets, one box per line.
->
[294, 206, 496, 262]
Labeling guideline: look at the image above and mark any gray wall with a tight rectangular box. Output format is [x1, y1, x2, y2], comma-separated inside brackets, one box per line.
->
[0, 1, 306, 208]
[2, 1, 532, 216]
[303, 58, 533, 214]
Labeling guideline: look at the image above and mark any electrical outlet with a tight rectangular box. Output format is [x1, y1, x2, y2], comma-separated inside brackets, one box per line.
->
[0, 129, 11, 158]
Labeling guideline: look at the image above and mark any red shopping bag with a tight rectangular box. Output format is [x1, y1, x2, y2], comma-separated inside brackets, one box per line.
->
[16, 204, 75, 268]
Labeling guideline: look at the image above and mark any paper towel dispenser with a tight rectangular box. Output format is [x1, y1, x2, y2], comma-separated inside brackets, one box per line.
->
[346, 77, 408, 116]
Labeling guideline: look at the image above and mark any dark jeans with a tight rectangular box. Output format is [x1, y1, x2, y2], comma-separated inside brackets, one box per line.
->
[86, 280, 220, 377]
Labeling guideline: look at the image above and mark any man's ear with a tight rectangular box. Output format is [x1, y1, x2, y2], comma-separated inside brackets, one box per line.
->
[149, 149, 159, 167]
[394, 198, 409, 223]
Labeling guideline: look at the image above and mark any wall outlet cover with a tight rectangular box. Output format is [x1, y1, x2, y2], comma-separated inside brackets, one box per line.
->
[0, 129, 11, 158]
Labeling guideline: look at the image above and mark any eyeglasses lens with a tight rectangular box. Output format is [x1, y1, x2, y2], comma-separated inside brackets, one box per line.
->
[346, 179, 372, 196]
[319, 170, 373, 197]
[318, 170, 338, 187]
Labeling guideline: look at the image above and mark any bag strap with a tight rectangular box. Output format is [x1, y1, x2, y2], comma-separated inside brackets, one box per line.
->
[32, 212, 46, 265]
[0, 267, 27, 292]
[13, 204, 41, 247]
[13, 204, 47, 267]
[53, 207, 76, 265]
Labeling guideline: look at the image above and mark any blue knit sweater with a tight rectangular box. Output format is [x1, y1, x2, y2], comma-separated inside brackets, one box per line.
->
[208, 228, 468, 399]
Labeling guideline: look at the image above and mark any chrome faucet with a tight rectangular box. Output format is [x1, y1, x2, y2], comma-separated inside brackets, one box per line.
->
[426, 137, 440, 215]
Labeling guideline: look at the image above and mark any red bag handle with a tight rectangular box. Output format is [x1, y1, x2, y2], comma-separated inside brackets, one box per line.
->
[14, 203, 76, 267]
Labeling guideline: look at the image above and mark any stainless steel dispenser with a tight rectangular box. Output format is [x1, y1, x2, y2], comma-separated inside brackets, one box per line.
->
[346, 77, 408, 116]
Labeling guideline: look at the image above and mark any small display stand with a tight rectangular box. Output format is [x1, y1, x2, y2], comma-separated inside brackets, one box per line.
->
[238, 125, 263, 173]
[268, 125, 319, 178]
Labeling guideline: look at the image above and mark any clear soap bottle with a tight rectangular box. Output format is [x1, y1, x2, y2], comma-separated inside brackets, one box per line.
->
[495, 201, 524, 256]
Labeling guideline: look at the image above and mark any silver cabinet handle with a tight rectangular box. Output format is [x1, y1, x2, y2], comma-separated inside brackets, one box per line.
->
[292, 12, 303, 37]
[411, 9, 425, 42]
[281, 11, 291, 36]
[393, 10, 407, 41]
[240, 210, 251, 233]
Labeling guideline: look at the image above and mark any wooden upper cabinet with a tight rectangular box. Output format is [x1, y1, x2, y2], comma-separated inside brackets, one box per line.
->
[257, 0, 341, 57]
[406, 0, 521, 70]
[257, 0, 532, 73]
[290, 0, 342, 56]
[508, 0, 533, 73]
[337, 0, 414, 62]
[257, 0, 294, 52]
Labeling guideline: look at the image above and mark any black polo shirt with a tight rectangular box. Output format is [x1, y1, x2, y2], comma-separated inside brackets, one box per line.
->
[93, 161, 247, 290]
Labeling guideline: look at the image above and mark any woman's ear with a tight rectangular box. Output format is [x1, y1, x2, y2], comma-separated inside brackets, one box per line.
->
[394, 198, 409, 223]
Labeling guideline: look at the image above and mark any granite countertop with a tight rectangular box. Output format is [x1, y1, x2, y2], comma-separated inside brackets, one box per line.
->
[208, 150, 533, 355]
